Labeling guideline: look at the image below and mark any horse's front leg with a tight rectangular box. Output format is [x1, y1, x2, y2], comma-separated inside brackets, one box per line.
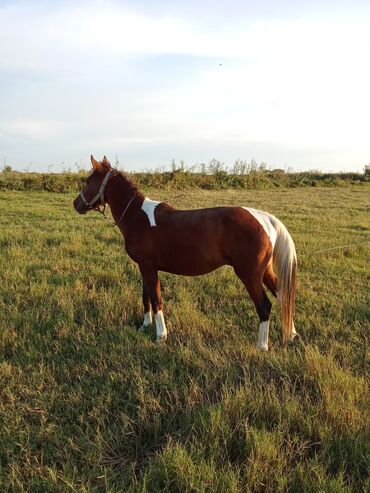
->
[139, 265, 167, 343]
[139, 281, 152, 332]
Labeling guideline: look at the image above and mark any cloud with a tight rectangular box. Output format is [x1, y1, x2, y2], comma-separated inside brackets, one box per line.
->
[3, 119, 66, 139]
[1, 1, 370, 171]
[2, 2, 367, 69]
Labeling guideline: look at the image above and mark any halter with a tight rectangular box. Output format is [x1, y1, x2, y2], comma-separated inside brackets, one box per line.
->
[79, 169, 115, 210]
[79, 169, 136, 225]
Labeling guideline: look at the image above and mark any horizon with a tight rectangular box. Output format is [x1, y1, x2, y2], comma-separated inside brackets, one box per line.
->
[1, 0, 370, 173]
[2, 157, 368, 175]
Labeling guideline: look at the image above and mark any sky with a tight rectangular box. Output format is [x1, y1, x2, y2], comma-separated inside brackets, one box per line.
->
[1, 0, 370, 172]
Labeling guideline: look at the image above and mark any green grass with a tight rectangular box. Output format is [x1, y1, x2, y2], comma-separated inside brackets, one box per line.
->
[0, 186, 369, 492]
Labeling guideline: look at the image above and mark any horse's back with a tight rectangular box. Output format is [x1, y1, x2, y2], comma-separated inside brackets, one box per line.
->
[147, 204, 273, 274]
[154, 203, 274, 247]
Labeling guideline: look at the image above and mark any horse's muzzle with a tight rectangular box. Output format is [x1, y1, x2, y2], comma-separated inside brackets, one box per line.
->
[73, 195, 88, 214]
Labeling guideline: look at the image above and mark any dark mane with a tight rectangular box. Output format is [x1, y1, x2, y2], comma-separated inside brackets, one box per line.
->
[115, 170, 145, 200]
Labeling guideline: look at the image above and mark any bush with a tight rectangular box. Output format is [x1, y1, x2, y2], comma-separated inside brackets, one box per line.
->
[0, 161, 366, 193]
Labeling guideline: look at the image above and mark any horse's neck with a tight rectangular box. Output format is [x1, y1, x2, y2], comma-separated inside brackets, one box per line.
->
[106, 174, 142, 224]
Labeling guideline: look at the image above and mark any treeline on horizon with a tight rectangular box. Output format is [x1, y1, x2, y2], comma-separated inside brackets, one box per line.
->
[1, 159, 369, 193]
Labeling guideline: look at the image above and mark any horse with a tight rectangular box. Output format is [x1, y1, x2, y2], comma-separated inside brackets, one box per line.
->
[73, 155, 298, 350]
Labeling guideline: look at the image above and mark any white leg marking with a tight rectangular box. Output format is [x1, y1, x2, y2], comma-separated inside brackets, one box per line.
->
[290, 321, 298, 341]
[138, 311, 152, 332]
[154, 310, 167, 342]
[257, 321, 269, 351]
[143, 311, 152, 326]
[139, 311, 152, 332]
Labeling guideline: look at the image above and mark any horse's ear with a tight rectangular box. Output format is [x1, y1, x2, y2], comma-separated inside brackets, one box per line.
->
[102, 155, 111, 168]
[91, 155, 102, 170]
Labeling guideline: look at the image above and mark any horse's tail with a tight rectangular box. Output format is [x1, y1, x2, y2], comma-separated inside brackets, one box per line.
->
[269, 214, 297, 343]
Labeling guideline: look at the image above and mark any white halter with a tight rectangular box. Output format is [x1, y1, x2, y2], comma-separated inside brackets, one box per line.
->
[79, 169, 114, 209]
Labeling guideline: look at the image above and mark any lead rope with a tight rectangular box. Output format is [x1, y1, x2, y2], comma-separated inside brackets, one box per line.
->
[93, 195, 136, 226]
[300, 239, 370, 257]
[93, 205, 116, 225]
[117, 195, 136, 224]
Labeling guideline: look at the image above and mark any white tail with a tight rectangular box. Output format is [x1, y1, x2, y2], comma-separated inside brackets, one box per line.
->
[268, 214, 297, 343]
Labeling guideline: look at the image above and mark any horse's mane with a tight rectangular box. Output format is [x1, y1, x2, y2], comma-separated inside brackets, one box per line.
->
[114, 169, 145, 200]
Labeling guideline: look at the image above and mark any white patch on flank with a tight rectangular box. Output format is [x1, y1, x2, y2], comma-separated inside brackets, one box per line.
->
[141, 198, 160, 227]
[154, 310, 167, 342]
[143, 311, 152, 327]
[243, 207, 277, 248]
[257, 320, 269, 351]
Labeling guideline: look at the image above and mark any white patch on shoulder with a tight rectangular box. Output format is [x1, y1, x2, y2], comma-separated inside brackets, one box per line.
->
[141, 198, 160, 227]
[243, 207, 277, 248]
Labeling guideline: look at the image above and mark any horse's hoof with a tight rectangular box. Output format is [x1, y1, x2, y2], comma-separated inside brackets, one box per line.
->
[156, 335, 167, 344]
[288, 332, 299, 344]
[257, 343, 269, 351]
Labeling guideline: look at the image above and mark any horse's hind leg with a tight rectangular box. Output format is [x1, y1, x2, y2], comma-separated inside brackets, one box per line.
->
[235, 267, 272, 350]
[263, 263, 277, 298]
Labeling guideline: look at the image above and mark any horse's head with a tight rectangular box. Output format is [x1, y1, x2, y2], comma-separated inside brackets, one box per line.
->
[73, 155, 113, 214]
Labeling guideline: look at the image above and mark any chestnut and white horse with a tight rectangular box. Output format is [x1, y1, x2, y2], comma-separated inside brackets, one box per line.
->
[73, 155, 298, 350]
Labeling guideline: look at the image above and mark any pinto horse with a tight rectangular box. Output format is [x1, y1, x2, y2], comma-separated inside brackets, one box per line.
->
[73, 155, 298, 350]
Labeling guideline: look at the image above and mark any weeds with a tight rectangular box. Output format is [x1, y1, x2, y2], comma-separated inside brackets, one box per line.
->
[0, 160, 368, 193]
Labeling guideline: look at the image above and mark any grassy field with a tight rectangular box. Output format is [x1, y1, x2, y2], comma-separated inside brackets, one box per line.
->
[0, 186, 369, 492]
